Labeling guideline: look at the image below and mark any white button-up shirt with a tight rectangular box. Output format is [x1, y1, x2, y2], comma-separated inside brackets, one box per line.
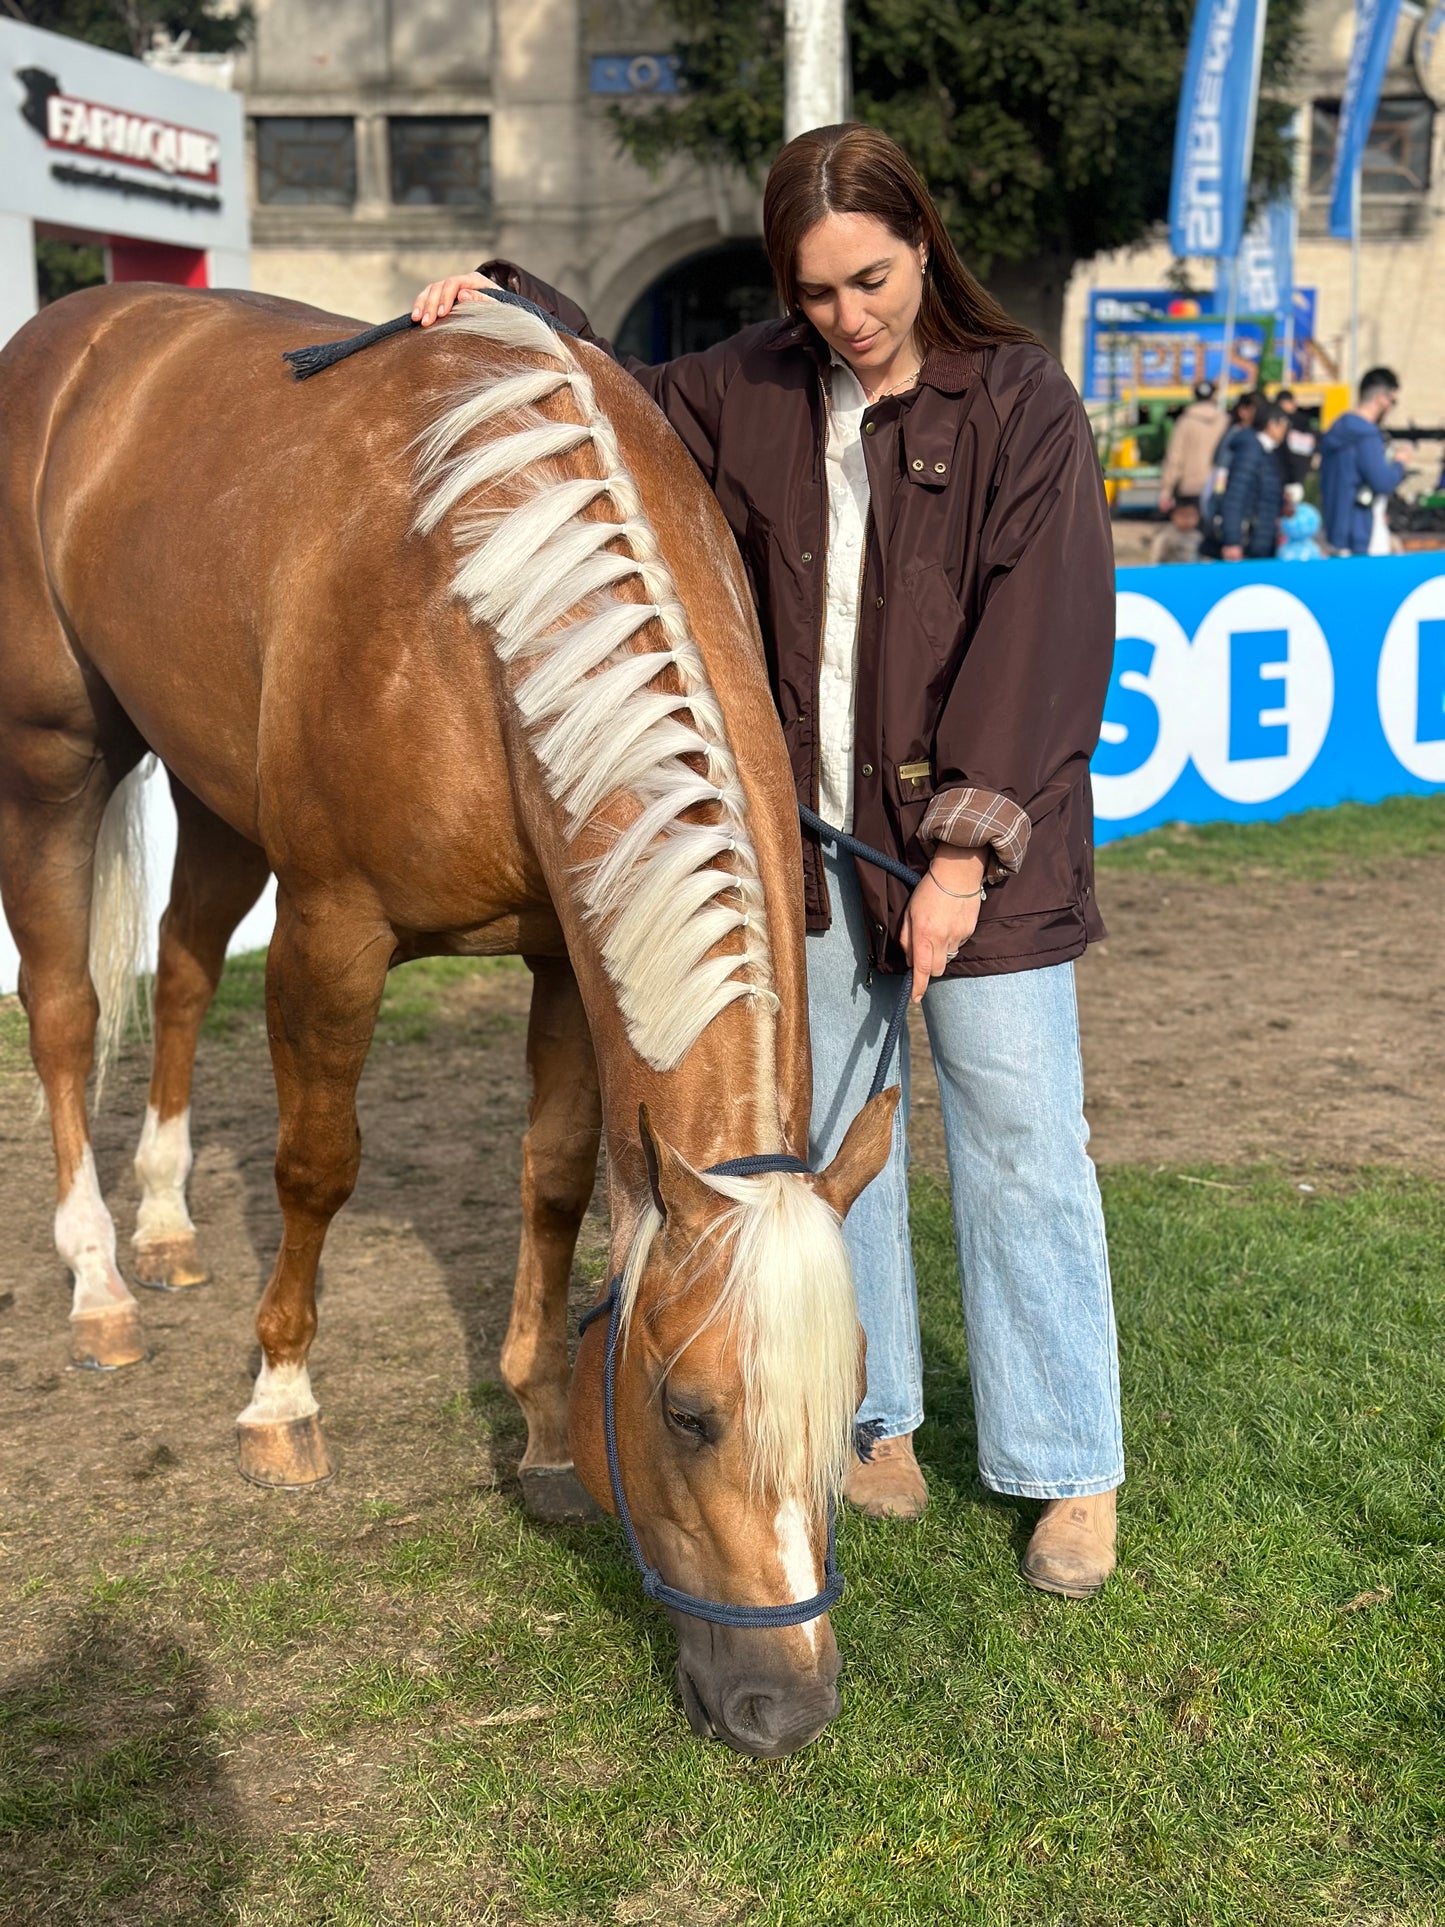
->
[817, 357, 871, 833]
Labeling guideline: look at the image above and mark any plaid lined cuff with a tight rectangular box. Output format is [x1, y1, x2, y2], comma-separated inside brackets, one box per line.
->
[919, 786, 1031, 882]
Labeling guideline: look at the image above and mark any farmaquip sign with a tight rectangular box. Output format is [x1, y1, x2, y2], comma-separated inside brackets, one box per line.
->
[1095, 554, 1445, 840]
[0, 19, 248, 344]
[23, 70, 222, 188]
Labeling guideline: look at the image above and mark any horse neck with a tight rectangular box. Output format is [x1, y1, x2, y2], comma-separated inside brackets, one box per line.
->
[412, 304, 812, 1213]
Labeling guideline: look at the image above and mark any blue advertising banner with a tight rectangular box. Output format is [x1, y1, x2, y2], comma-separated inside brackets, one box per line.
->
[1329, 0, 1405, 238]
[1094, 554, 1445, 842]
[1083, 288, 1317, 401]
[1168, 0, 1268, 258]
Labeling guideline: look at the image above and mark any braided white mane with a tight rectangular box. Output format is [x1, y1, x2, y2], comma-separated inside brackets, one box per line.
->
[414, 300, 774, 1070]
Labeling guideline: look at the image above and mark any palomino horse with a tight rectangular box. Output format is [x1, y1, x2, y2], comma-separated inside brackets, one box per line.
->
[0, 284, 894, 1756]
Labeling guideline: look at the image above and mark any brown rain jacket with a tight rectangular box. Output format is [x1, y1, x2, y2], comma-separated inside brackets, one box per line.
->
[483, 261, 1114, 977]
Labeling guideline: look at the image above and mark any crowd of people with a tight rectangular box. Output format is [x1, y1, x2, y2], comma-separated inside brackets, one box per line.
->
[1150, 366, 1408, 566]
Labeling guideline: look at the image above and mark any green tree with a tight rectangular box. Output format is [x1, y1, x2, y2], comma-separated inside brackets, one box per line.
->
[0, 0, 250, 60]
[614, 0, 1305, 347]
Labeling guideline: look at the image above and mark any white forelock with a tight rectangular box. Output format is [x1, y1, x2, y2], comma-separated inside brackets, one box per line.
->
[618, 1169, 859, 1511]
[415, 300, 775, 1071]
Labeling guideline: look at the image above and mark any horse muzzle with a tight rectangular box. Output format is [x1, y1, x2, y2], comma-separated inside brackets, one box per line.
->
[675, 1631, 843, 1759]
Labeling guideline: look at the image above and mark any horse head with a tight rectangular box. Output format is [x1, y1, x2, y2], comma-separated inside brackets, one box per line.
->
[569, 1092, 896, 1758]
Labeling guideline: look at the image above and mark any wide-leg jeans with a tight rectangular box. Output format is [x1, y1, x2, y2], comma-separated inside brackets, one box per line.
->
[807, 849, 1124, 1500]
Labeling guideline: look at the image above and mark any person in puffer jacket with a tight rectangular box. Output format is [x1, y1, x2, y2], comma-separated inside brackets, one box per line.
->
[1219, 402, 1287, 559]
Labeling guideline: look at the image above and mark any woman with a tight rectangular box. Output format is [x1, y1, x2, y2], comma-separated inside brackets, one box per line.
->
[413, 125, 1122, 1598]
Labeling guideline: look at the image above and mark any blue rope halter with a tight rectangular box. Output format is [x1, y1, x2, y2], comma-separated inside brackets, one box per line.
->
[578, 1151, 844, 1632]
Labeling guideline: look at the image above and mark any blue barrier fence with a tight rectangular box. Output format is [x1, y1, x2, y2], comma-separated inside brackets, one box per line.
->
[1095, 553, 1445, 843]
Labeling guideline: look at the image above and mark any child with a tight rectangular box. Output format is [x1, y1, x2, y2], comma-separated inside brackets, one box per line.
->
[1277, 497, 1324, 561]
[1150, 497, 1204, 564]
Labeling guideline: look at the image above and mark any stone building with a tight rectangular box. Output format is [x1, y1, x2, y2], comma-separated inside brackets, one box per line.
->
[212, 0, 1443, 413]
[230, 0, 773, 356]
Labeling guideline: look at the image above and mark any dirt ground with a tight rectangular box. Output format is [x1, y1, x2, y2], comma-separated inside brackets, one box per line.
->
[2, 854, 1443, 1899]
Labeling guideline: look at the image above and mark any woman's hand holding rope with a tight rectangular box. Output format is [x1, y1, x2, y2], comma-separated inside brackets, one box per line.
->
[900, 845, 986, 1003]
[411, 271, 501, 327]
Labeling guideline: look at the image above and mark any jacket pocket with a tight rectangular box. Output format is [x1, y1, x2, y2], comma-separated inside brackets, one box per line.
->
[901, 561, 965, 666]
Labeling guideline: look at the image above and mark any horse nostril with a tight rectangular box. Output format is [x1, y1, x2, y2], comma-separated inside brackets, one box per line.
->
[716, 1679, 841, 1758]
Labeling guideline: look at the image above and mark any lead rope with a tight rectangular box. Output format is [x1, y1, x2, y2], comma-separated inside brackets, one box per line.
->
[797, 805, 921, 1101]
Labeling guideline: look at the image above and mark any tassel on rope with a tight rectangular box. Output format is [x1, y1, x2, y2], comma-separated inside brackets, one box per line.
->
[282, 289, 579, 380]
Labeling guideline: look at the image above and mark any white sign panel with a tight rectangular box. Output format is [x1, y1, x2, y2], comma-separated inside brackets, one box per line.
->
[0, 19, 247, 254]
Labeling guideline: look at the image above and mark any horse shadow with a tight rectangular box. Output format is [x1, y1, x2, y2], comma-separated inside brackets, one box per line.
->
[0, 1614, 242, 1923]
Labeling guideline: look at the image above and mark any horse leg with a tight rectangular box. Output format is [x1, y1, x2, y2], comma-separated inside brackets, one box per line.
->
[502, 955, 602, 1522]
[132, 778, 270, 1290]
[0, 765, 147, 1369]
[235, 886, 391, 1489]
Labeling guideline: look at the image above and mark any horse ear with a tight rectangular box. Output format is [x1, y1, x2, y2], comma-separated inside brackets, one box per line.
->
[809, 1087, 900, 1220]
[637, 1103, 715, 1224]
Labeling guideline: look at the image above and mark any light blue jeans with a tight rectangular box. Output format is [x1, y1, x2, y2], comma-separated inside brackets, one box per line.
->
[807, 850, 1124, 1499]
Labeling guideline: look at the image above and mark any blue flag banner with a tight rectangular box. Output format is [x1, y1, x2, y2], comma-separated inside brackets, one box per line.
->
[1329, 0, 1405, 238]
[1235, 195, 1295, 322]
[1169, 0, 1269, 258]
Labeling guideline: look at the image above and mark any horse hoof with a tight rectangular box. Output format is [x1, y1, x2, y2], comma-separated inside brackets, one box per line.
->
[133, 1235, 209, 1292]
[69, 1304, 150, 1370]
[237, 1415, 334, 1490]
[520, 1463, 600, 1523]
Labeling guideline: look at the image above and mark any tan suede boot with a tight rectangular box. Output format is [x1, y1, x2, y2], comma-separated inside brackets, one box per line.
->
[1021, 1488, 1117, 1598]
[843, 1433, 928, 1521]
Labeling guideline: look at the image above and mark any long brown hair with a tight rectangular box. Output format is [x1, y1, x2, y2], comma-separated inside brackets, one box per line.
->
[762, 123, 1037, 355]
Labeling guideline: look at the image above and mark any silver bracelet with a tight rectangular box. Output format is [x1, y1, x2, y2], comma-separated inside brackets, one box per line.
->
[927, 866, 986, 902]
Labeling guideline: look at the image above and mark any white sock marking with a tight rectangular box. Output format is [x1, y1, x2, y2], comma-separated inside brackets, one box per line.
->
[238, 1357, 319, 1427]
[133, 1104, 195, 1247]
[55, 1147, 132, 1314]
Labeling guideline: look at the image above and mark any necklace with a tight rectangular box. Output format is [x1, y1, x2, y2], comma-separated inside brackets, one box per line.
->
[862, 366, 922, 405]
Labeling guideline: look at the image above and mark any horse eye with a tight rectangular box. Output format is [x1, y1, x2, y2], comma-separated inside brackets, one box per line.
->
[665, 1403, 709, 1442]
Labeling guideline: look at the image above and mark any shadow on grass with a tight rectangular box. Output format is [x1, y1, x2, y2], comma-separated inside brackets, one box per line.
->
[0, 1614, 242, 1924]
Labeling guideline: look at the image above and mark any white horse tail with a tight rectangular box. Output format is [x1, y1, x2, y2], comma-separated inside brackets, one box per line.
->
[89, 759, 153, 1101]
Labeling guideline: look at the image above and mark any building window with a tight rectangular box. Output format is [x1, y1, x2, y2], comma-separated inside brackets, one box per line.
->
[255, 118, 357, 206]
[389, 117, 490, 207]
[1309, 97, 1433, 196]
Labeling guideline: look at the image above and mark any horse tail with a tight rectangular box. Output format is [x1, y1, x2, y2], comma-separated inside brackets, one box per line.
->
[89, 759, 153, 1102]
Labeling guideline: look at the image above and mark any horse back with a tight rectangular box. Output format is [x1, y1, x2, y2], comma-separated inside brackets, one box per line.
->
[0, 286, 532, 929]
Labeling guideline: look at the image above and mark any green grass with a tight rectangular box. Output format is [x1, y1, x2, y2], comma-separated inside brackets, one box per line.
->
[202, 950, 526, 1047]
[4, 1167, 1442, 1925]
[1098, 790, 1445, 882]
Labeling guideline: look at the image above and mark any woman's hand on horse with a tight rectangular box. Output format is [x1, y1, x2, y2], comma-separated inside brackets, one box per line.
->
[411, 271, 499, 327]
[900, 847, 986, 1003]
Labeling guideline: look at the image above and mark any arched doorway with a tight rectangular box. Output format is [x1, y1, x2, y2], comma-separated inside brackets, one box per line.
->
[614, 241, 777, 363]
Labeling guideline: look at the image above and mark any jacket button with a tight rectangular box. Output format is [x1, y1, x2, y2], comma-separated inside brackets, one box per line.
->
[875, 595, 885, 609]
[934, 462, 947, 474]
[801, 551, 813, 562]
[861, 762, 874, 776]
[864, 421, 877, 435]
[911, 458, 924, 471]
